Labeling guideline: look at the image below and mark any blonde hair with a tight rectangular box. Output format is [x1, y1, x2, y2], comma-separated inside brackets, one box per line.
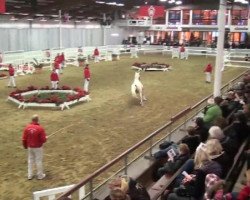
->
[206, 139, 223, 157]
[194, 143, 211, 169]
[108, 176, 129, 194]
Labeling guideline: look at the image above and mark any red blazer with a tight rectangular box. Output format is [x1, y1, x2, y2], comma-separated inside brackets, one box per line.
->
[50, 71, 59, 81]
[204, 64, 212, 73]
[94, 48, 99, 56]
[84, 67, 90, 79]
[22, 122, 47, 148]
[9, 66, 15, 76]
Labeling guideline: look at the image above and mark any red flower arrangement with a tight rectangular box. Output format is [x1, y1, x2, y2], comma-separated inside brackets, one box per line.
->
[9, 86, 86, 105]
[0, 73, 7, 77]
[132, 62, 170, 69]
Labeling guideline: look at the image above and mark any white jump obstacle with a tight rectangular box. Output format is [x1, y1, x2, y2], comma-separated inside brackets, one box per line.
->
[33, 184, 85, 200]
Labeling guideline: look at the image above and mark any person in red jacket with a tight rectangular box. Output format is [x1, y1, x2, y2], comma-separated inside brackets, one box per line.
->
[54, 53, 61, 74]
[60, 52, 65, 70]
[204, 63, 213, 83]
[50, 69, 59, 89]
[22, 114, 47, 180]
[237, 170, 250, 200]
[94, 47, 100, 63]
[7, 64, 16, 88]
[83, 64, 91, 93]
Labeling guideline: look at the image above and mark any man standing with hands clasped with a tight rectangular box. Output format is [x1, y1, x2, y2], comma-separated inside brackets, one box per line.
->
[22, 115, 47, 180]
[83, 64, 91, 93]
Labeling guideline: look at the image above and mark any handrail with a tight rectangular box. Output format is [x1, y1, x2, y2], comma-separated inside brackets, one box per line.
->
[171, 106, 191, 121]
[57, 70, 249, 200]
[57, 120, 173, 199]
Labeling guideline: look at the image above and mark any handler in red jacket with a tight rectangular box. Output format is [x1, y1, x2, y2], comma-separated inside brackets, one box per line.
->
[204, 63, 213, 83]
[7, 64, 16, 88]
[84, 64, 91, 92]
[93, 47, 100, 63]
[50, 69, 59, 89]
[22, 115, 47, 180]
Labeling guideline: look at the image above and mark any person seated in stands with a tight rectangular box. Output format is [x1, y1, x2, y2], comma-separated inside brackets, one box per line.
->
[179, 44, 186, 59]
[213, 117, 228, 130]
[178, 126, 200, 154]
[157, 144, 190, 178]
[205, 139, 231, 178]
[105, 175, 150, 200]
[208, 126, 239, 156]
[203, 173, 233, 200]
[222, 91, 242, 118]
[145, 141, 179, 161]
[230, 112, 249, 144]
[193, 117, 209, 143]
[166, 143, 222, 200]
[203, 97, 223, 128]
[236, 169, 250, 200]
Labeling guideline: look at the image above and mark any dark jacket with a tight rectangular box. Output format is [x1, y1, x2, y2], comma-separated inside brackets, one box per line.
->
[181, 135, 200, 154]
[158, 153, 190, 176]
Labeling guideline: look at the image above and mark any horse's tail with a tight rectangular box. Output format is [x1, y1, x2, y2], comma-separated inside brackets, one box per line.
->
[131, 84, 138, 98]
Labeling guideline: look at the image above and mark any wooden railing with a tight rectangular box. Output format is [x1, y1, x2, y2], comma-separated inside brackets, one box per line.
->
[57, 70, 249, 200]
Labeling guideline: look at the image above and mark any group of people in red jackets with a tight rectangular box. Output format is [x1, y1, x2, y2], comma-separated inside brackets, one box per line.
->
[50, 53, 65, 89]
[50, 51, 91, 92]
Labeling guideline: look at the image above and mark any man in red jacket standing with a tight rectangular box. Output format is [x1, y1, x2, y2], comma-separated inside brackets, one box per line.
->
[84, 64, 91, 93]
[22, 115, 47, 180]
[50, 69, 59, 89]
[7, 64, 16, 88]
[93, 47, 100, 63]
[204, 63, 213, 83]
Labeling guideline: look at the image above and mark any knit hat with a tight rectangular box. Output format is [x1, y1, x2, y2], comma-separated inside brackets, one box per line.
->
[207, 98, 214, 105]
[209, 126, 225, 140]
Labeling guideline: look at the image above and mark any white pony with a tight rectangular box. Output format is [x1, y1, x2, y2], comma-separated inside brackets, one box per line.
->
[131, 70, 147, 106]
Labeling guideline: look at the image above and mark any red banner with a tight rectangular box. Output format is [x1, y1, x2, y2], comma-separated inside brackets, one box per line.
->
[138, 6, 165, 19]
[0, 0, 6, 13]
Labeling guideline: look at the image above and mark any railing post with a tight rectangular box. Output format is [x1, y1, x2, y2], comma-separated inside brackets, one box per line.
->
[124, 155, 128, 175]
[168, 124, 172, 142]
[89, 180, 93, 200]
[149, 138, 153, 156]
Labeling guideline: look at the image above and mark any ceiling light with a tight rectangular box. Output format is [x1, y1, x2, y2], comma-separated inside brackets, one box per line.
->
[27, 18, 34, 21]
[168, 0, 175, 4]
[95, 1, 105, 3]
[175, 0, 182, 5]
[10, 16, 18, 21]
[75, 20, 81, 23]
[40, 18, 47, 22]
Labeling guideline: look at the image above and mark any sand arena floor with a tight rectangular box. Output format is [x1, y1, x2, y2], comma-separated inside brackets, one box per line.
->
[0, 54, 246, 200]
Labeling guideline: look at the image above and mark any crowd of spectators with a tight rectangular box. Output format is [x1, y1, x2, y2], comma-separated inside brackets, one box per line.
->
[103, 72, 250, 200]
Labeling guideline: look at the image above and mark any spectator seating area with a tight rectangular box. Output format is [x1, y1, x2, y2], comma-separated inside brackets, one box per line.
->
[102, 72, 250, 200]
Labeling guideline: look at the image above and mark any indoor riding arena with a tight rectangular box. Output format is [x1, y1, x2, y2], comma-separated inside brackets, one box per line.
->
[1, 0, 250, 200]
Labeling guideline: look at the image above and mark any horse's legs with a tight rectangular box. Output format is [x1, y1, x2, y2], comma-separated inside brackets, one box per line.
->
[142, 88, 147, 101]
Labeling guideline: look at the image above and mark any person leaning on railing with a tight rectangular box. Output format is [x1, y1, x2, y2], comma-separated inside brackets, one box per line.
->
[203, 97, 223, 128]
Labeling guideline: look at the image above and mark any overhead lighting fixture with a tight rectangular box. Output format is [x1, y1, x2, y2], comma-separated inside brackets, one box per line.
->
[160, 0, 167, 1]
[10, 16, 18, 21]
[168, 0, 175, 4]
[175, 0, 182, 4]
[95, 1, 105, 3]
[40, 18, 47, 22]
[75, 20, 81, 23]
[27, 18, 34, 21]
[35, 14, 44, 17]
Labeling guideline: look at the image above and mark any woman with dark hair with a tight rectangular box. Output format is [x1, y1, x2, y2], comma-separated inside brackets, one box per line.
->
[194, 117, 209, 142]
